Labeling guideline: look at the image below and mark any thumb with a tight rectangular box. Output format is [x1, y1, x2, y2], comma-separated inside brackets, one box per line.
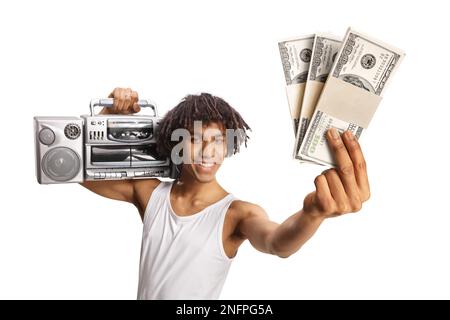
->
[133, 103, 141, 113]
[108, 89, 116, 98]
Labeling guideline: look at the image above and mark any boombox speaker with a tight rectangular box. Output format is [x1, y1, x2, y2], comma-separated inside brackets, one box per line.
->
[34, 116, 84, 184]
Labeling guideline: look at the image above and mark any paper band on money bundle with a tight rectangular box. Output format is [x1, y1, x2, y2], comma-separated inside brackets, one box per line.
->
[293, 34, 341, 160]
[298, 28, 405, 166]
[278, 35, 314, 138]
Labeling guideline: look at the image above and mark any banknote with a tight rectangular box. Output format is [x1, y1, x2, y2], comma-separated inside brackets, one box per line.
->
[293, 34, 341, 159]
[278, 35, 314, 137]
[298, 28, 405, 166]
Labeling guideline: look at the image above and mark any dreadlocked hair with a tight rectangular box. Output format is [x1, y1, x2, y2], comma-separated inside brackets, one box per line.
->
[156, 93, 251, 158]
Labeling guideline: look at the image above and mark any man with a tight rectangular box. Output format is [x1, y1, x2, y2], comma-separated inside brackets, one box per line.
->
[81, 87, 370, 299]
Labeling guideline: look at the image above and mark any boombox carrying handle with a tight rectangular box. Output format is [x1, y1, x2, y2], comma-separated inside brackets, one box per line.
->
[89, 98, 158, 117]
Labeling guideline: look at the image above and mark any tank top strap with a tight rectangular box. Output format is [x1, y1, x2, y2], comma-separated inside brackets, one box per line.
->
[142, 180, 172, 225]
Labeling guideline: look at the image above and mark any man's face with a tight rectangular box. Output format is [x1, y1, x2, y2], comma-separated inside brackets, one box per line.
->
[182, 121, 227, 183]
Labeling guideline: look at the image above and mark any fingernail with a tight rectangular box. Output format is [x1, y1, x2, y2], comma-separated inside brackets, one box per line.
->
[345, 131, 355, 140]
[329, 128, 340, 140]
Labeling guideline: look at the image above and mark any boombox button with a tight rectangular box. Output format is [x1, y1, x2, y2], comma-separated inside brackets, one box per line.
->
[134, 171, 145, 177]
[100, 173, 106, 178]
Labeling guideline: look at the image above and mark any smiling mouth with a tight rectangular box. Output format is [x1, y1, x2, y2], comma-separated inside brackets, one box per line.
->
[198, 162, 215, 168]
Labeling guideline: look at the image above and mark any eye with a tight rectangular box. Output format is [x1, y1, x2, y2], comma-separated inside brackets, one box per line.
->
[215, 135, 224, 143]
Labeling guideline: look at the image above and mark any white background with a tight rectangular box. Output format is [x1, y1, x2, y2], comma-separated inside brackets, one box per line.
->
[0, 0, 449, 299]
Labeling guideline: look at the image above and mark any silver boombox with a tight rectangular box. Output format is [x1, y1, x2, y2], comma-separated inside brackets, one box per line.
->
[34, 98, 178, 184]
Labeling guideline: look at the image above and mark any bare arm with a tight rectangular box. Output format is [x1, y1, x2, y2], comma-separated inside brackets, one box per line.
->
[237, 128, 370, 258]
[236, 206, 324, 258]
[80, 179, 136, 203]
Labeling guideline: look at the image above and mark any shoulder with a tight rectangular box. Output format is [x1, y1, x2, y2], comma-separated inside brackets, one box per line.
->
[132, 179, 164, 219]
[224, 200, 269, 242]
[228, 200, 268, 222]
[133, 178, 162, 194]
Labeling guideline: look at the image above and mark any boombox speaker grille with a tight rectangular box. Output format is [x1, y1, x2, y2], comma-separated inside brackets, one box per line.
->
[42, 147, 81, 182]
[64, 123, 81, 139]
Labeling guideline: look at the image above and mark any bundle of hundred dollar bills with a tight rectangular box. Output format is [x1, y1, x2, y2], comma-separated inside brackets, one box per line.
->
[278, 27, 405, 166]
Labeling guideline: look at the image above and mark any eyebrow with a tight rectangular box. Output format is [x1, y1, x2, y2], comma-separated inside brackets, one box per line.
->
[188, 129, 225, 135]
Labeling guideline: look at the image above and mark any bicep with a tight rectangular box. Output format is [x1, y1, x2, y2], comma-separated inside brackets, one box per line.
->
[237, 204, 280, 254]
[80, 180, 136, 203]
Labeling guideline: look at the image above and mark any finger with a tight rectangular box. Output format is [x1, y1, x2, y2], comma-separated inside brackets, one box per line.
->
[326, 128, 360, 200]
[117, 88, 127, 113]
[314, 174, 334, 213]
[110, 88, 120, 112]
[324, 169, 349, 213]
[123, 88, 133, 113]
[342, 131, 370, 200]
[119, 88, 131, 114]
[131, 91, 139, 113]
[302, 191, 316, 214]
[131, 90, 139, 104]
[133, 103, 141, 113]
[108, 87, 117, 98]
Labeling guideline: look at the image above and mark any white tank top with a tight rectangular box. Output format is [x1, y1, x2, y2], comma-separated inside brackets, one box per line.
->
[137, 180, 238, 300]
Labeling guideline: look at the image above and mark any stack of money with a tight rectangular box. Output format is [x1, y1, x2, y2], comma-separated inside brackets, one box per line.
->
[278, 28, 405, 166]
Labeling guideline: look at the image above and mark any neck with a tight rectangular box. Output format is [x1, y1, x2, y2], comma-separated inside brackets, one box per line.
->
[174, 170, 222, 199]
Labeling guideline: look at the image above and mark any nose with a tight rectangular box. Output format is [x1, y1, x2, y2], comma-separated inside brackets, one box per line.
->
[201, 140, 216, 159]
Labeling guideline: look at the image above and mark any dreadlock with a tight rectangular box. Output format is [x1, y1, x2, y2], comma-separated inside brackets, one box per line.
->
[156, 93, 251, 158]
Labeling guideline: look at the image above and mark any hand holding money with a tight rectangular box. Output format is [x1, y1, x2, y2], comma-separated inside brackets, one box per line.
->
[279, 28, 405, 167]
[302, 127, 370, 219]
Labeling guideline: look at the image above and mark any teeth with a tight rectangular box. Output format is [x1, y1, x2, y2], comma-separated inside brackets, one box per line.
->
[199, 163, 214, 168]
